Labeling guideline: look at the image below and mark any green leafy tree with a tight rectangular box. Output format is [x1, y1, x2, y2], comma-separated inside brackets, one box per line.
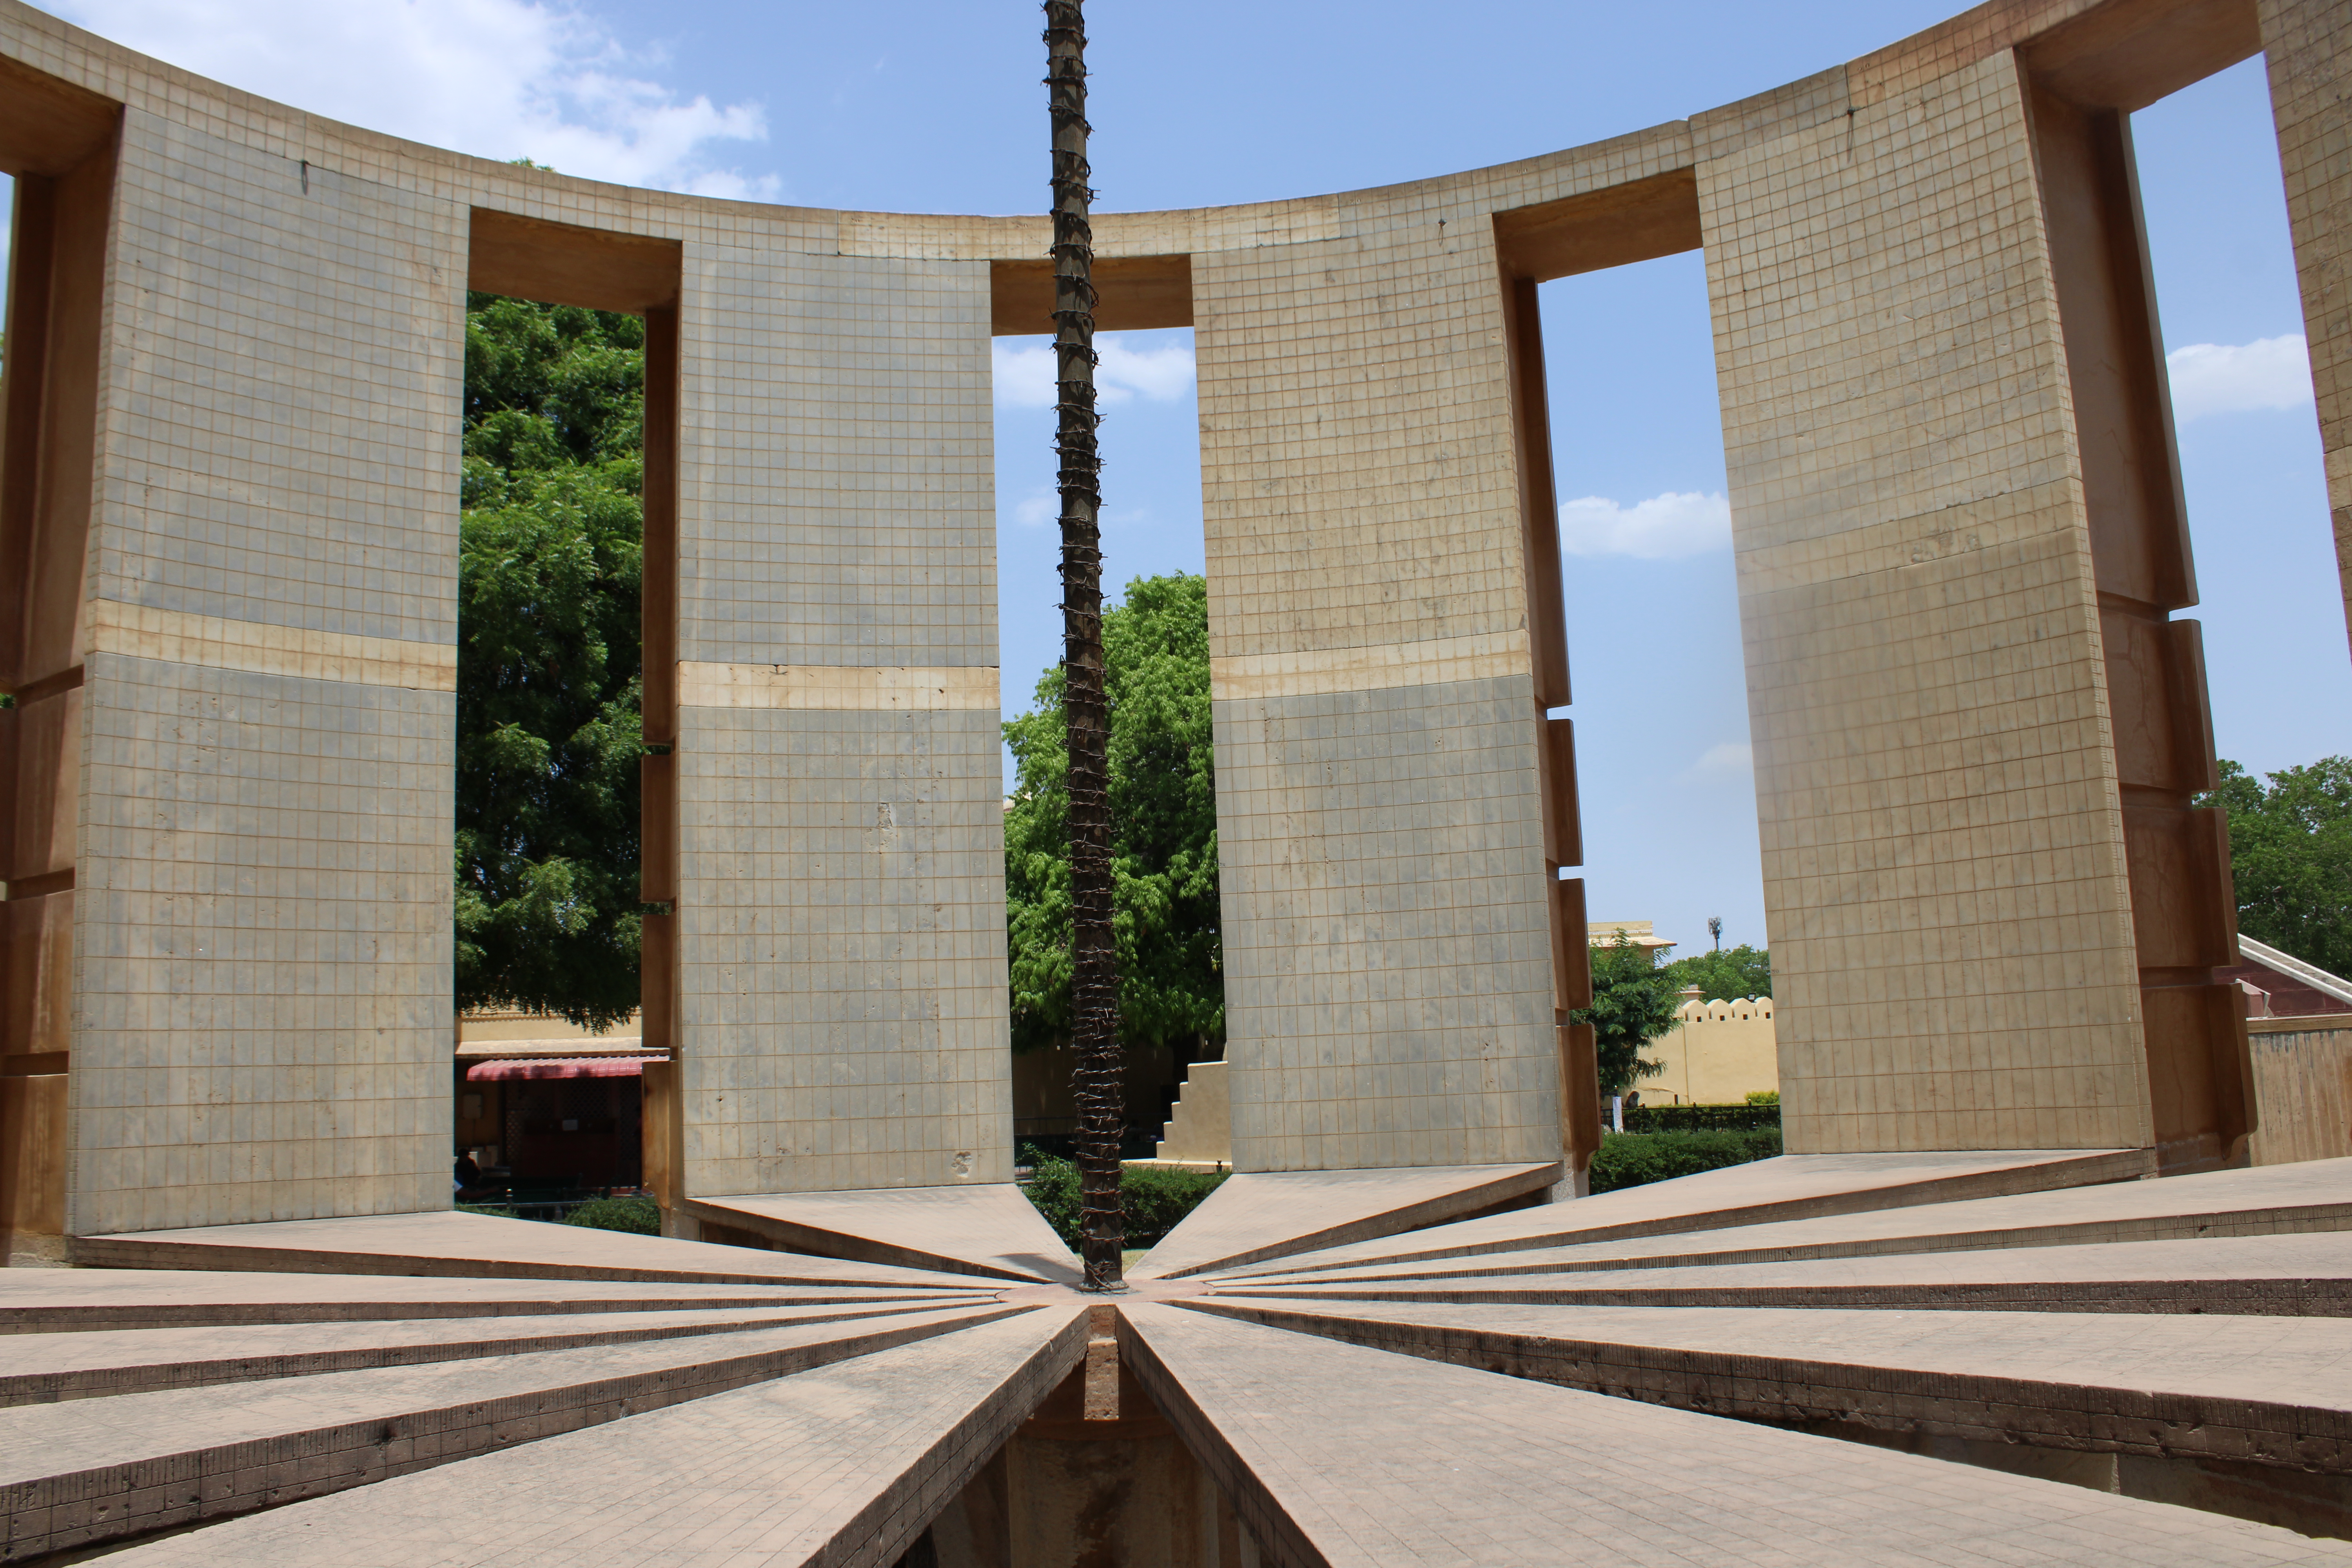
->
[1575, 932, 1682, 1096]
[1004, 574, 1223, 1056]
[1660, 943, 1771, 1001]
[455, 294, 646, 1029]
[2204, 757, 2352, 977]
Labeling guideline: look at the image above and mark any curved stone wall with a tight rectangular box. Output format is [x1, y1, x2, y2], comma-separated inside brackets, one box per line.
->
[0, 0, 2342, 1240]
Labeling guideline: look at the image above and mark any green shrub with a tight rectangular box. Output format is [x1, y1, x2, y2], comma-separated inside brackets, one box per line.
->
[1746, 1089, 1780, 1106]
[1588, 1127, 1782, 1194]
[456, 1202, 515, 1218]
[1622, 1102, 1779, 1133]
[562, 1195, 661, 1234]
[1020, 1154, 1227, 1250]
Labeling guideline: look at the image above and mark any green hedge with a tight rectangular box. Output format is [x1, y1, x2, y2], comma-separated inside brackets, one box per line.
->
[1622, 1102, 1781, 1133]
[562, 1196, 661, 1234]
[1021, 1153, 1227, 1250]
[1589, 1127, 1782, 1193]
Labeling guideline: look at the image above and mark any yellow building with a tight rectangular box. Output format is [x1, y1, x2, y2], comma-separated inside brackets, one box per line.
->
[1641, 991, 1779, 1107]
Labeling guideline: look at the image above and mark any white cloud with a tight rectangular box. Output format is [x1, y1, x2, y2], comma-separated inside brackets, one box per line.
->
[1013, 489, 1056, 528]
[993, 334, 1197, 408]
[49, 0, 775, 197]
[1558, 490, 1731, 559]
[2166, 334, 2313, 421]
[1688, 741, 1753, 780]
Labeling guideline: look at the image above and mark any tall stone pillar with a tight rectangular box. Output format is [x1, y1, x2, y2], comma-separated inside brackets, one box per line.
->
[1195, 221, 1566, 1174]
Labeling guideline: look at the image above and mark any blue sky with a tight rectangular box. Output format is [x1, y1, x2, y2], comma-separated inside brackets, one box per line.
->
[32, 0, 2343, 959]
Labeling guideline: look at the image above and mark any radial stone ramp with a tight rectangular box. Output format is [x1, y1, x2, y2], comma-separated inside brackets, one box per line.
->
[66, 1210, 992, 1290]
[0, 1268, 960, 1334]
[1226, 1158, 2352, 1287]
[1117, 1301, 2352, 1567]
[1183, 1297, 2352, 1479]
[18, 1157, 2352, 1559]
[1128, 1163, 1561, 1280]
[89, 1308, 1085, 1568]
[1207, 1232, 2352, 1316]
[0, 1302, 1016, 1561]
[1211, 1147, 2154, 1281]
[684, 1184, 1083, 1282]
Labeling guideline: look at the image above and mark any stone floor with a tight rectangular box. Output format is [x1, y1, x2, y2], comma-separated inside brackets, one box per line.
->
[5, 1154, 2352, 1564]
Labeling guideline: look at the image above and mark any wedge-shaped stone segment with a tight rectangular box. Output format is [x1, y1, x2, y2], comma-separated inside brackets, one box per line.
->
[1118, 1301, 2352, 1568]
[0, 1303, 1010, 1561]
[1130, 1163, 1560, 1281]
[0, 1301, 968, 1405]
[1219, 1149, 2151, 1280]
[98, 1307, 1085, 1568]
[1210, 1233, 2352, 1317]
[67, 1211, 990, 1290]
[1184, 1298, 2352, 1475]
[1235, 1157, 2352, 1285]
[686, 1183, 1082, 1283]
[0, 1269, 960, 1335]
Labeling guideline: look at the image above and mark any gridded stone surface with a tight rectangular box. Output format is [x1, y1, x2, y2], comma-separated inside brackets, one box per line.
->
[678, 707, 1011, 1194]
[63, 97, 466, 1234]
[100, 115, 463, 646]
[1698, 49, 2148, 1154]
[2259, 0, 2352, 655]
[1208, 675, 1559, 1173]
[70, 656, 453, 1235]
[671, 246, 1010, 1198]
[678, 252, 995, 670]
[1195, 219, 1563, 1174]
[1122, 1301, 2352, 1567]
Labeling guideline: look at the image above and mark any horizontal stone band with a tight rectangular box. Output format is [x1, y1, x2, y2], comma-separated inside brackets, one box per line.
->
[678, 662, 1000, 711]
[1211, 628, 1531, 701]
[86, 600, 457, 690]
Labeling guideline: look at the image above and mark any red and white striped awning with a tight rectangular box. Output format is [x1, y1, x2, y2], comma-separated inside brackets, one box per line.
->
[463, 1055, 664, 1082]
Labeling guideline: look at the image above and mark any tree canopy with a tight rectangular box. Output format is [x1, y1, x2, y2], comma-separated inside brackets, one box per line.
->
[1004, 574, 1223, 1055]
[2205, 756, 2352, 978]
[455, 292, 646, 1029]
[1576, 932, 1683, 1096]
[1659, 943, 1771, 1002]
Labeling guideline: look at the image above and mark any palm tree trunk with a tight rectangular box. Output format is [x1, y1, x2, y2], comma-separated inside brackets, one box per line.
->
[1044, 0, 1124, 1290]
